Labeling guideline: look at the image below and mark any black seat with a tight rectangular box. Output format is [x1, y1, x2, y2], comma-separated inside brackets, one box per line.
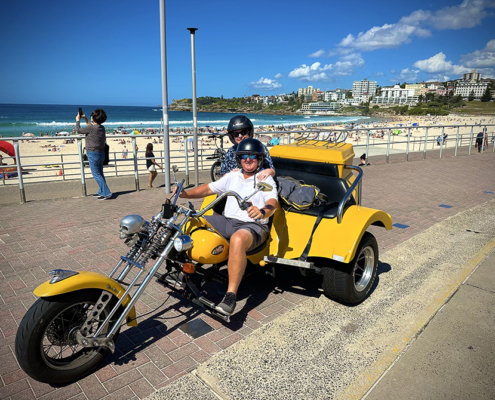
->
[272, 157, 356, 219]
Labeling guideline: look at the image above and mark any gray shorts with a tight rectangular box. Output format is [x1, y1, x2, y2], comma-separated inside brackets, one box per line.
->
[205, 215, 270, 252]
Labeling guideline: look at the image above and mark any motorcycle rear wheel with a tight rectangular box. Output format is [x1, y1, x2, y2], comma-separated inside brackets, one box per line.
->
[15, 289, 120, 384]
[321, 232, 378, 304]
[210, 161, 222, 182]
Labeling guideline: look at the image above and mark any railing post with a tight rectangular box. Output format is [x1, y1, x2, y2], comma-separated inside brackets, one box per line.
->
[77, 139, 87, 197]
[481, 126, 486, 154]
[423, 127, 428, 159]
[386, 129, 391, 164]
[468, 126, 474, 155]
[365, 130, 370, 163]
[61, 154, 66, 181]
[13, 141, 26, 203]
[114, 152, 118, 176]
[406, 128, 411, 161]
[439, 127, 445, 158]
[132, 136, 140, 191]
[454, 127, 459, 157]
[184, 135, 190, 186]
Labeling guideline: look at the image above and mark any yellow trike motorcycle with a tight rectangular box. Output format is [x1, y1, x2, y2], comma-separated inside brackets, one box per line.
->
[15, 133, 392, 384]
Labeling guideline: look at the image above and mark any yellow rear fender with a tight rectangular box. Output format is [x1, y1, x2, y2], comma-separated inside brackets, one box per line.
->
[33, 271, 138, 327]
[270, 205, 392, 264]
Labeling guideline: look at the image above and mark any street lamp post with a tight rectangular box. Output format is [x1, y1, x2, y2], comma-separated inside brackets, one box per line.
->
[187, 27, 199, 187]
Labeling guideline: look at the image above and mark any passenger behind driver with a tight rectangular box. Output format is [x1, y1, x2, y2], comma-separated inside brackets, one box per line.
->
[221, 115, 275, 181]
[175, 138, 278, 316]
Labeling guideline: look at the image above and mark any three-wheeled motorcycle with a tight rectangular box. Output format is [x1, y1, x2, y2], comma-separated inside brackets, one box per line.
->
[15, 132, 392, 384]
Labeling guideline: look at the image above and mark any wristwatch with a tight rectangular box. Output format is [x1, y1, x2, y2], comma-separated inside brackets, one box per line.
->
[259, 209, 266, 217]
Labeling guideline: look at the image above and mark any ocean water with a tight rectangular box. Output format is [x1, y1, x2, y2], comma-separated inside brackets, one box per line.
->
[0, 103, 369, 138]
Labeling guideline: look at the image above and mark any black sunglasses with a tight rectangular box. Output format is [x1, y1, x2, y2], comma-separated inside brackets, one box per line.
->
[231, 129, 249, 138]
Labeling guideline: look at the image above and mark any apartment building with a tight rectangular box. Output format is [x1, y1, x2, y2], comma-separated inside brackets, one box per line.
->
[455, 82, 488, 99]
[301, 102, 341, 112]
[462, 70, 481, 82]
[352, 79, 377, 100]
[405, 83, 425, 95]
[298, 85, 320, 98]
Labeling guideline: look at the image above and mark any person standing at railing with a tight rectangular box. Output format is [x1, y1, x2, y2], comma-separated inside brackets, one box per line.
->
[76, 109, 112, 200]
[145, 143, 162, 189]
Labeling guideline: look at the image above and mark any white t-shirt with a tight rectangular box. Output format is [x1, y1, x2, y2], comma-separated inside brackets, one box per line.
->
[208, 171, 278, 224]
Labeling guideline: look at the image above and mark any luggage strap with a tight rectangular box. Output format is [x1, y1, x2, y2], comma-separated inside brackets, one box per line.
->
[299, 201, 338, 262]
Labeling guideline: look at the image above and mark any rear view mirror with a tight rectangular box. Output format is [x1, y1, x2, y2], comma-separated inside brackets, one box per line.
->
[256, 182, 273, 192]
[172, 165, 179, 173]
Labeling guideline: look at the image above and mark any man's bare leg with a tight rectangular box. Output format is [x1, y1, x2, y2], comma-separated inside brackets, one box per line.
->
[226, 229, 253, 295]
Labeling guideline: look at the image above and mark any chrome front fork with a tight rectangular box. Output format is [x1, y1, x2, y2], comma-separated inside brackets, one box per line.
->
[76, 227, 181, 351]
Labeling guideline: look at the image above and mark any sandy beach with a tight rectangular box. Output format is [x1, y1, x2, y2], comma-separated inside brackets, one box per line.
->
[0, 115, 493, 185]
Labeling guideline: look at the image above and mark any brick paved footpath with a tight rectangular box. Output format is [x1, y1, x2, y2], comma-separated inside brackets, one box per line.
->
[0, 151, 494, 400]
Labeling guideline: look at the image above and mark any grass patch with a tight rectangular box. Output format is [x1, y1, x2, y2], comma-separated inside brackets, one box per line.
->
[457, 101, 495, 115]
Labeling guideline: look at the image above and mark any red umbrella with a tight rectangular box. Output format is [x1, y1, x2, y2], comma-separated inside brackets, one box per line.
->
[0, 141, 15, 157]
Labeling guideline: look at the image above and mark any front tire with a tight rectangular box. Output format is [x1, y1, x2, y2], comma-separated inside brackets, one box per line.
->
[210, 161, 222, 182]
[15, 289, 120, 384]
[321, 232, 378, 304]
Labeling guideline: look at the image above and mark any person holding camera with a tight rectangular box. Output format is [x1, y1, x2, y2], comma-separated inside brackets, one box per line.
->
[76, 108, 112, 200]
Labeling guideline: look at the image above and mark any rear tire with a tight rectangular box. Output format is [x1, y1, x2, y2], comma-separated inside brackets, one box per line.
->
[210, 161, 222, 182]
[322, 232, 378, 304]
[15, 289, 120, 384]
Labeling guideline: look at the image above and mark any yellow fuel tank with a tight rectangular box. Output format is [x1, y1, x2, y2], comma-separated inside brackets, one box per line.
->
[186, 217, 230, 264]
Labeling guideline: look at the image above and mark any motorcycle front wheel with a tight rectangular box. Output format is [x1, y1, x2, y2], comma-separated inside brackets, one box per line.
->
[15, 289, 120, 384]
[210, 161, 222, 182]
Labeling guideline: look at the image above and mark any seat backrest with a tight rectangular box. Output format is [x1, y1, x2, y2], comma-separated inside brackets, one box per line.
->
[272, 157, 353, 205]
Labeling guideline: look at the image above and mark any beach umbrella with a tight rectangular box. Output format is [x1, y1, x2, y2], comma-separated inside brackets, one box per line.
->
[412, 123, 418, 127]
[0, 141, 15, 157]
[132, 130, 140, 135]
[23, 132, 35, 137]
[58, 131, 70, 136]
[259, 135, 271, 144]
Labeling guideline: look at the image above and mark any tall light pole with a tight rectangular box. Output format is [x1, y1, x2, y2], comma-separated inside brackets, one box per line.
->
[187, 27, 199, 187]
[160, 0, 171, 193]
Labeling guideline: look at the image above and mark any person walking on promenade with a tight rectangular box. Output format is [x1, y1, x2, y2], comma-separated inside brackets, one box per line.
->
[476, 131, 484, 153]
[145, 143, 162, 189]
[76, 109, 112, 200]
[122, 145, 128, 159]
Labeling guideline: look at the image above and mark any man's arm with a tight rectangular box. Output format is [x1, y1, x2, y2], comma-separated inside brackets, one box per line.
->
[246, 198, 278, 220]
[178, 183, 215, 199]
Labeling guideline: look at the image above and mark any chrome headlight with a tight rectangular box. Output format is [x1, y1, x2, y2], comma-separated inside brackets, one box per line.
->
[119, 215, 145, 239]
[173, 235, 194, 252]
[49, 269, 79, 284]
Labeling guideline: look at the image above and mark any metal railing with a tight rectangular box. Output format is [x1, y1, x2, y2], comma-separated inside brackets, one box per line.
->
[1, 124, 493, 203]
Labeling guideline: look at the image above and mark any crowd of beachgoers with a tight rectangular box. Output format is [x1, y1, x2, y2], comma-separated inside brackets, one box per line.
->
[0, 115, 493, 184]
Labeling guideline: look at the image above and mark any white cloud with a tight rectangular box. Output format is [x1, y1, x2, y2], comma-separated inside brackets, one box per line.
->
[460, 39, 495, 68]
[288, 54, 365, 82]
[337, 0, 495, 52]
[247, 77, 282, 90]
[389, 68, 420, 82]
[413, 52, 469, 74]
[308, 49, 325, 58]
[274, 73, 283, 79]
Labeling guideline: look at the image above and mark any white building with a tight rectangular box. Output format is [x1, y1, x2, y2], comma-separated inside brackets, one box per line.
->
[462, 70, 481, 82]
[298, 86, 320, 98]
[455, 82, 488, 99]
[352, 79, 377, 100]
[324, 91, 346, 102]
[301, 102, 341, 112]
[372, 85, 418, 105]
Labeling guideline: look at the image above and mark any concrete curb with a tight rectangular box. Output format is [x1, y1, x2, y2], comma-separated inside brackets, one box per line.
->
[341, 235, 495, 400]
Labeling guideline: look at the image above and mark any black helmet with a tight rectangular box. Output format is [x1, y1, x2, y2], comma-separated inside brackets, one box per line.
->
[227, 115, 254, 144]
[235, 138, 265, 173]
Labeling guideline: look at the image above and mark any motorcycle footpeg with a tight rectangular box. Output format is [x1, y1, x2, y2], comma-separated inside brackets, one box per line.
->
[75, 331, 116, 353]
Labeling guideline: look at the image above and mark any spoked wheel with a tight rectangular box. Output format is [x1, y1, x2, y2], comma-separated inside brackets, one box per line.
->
[15, 289, 120, 384]
[321, 232, 378, 304]
[210, 161, 222, 182]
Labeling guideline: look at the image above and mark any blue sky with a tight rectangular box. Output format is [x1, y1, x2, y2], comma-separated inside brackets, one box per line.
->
[1, 0, 494, 106]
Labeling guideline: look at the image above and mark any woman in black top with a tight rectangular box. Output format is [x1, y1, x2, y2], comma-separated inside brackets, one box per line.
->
[76, 109, 112, 199]
[145, 143, 162, 189]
